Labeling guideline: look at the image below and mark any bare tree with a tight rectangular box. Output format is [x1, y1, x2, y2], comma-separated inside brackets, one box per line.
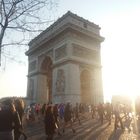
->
[0, 0, 58, 66]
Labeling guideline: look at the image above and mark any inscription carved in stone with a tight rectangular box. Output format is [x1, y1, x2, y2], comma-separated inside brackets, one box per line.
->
[55, 69, 65, 94]
[55, 44, 67, 60]
[72, 43, 98, 61]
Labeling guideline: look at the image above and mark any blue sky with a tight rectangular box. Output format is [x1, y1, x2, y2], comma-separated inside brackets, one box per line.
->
[1, 0, 140, 101]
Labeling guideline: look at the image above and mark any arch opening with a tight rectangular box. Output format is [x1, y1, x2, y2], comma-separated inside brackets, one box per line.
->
[41, 56, 53, 103]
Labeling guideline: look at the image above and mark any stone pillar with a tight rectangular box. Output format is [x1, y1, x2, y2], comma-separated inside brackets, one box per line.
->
[52, 63, 81, 104]
[94, 67, 104, 104]
[67, 63, 81, 103]
[90, 71, 96, 105]
[27, 75, 38, 103]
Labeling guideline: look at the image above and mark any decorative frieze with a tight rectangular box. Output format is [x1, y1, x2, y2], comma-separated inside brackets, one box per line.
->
[72, 43, 98, 61]
[55, 44, 67, 60]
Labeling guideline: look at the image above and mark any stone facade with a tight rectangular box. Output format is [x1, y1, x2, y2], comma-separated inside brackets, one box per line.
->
[26, 11, 104, 105]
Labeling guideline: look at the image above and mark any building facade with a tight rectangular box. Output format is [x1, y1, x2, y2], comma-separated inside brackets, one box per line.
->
[26, 11, 104, 104]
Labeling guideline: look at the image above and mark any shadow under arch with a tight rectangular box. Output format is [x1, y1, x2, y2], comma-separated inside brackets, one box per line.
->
[40, 56, 53, 103]
[80, 69, 92, 104]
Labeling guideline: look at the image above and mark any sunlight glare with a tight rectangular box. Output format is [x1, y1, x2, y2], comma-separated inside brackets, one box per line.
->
[101, 9, 140, 101]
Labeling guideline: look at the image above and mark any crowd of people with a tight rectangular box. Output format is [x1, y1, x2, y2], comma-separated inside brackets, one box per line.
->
[25, 100, 140, 140]
[0, 98, 27, 140]
[0, 98, 140, 140]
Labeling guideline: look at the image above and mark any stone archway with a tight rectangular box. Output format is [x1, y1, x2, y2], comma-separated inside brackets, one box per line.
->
[40, 56, 53, 103]
[80, 70, 92, 103]
[26, 12, 104, 104]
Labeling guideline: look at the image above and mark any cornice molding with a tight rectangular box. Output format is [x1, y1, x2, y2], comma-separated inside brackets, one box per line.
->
[28, 11, 100, 47]
[54, 93, 81, 96]
[27, 58, 102, 77]
[27, 71, 47, 77]
[53, 58, 102, 69]
[26, 23, 104, 56]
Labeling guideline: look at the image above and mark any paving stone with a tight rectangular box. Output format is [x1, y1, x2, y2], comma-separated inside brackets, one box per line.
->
[25, 116, 140, 140]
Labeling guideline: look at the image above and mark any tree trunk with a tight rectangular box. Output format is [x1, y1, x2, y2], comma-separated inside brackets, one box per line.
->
[0, 26, 7, 66]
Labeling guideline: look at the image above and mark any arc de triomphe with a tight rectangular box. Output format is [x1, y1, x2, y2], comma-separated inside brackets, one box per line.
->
[26, 11, 104, 105]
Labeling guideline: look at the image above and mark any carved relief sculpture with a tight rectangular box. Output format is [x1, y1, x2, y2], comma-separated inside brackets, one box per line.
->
[55, 69, 65, 94]
[72, 43, 98, 61]
[55, 44, 67, 60]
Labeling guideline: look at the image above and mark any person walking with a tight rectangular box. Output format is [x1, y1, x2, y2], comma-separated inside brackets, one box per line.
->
[73, 103, 81, 125]
[63, 102, 76, 133]
[114, 102, 124, 130]
[91, 105, 96, 119]
[14, 98, 27, 140]
[53, 104, 61, 136]
[97, 103, 104, 125]
[105, 103, 112, 125]
[44, 105, 56, 140]
[0, 99, 21, 140]
[41, 103, 46, 116]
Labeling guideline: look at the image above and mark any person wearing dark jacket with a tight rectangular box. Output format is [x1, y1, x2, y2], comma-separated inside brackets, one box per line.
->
[14, 98, 27, 140]
[44, 105, 56, 140]
[97, 103, 104, 125]
[73, 103, 81, 125]
[53, 104, 61, 136]
[63, 102, 75, 133]
[0, 99, 21, 140]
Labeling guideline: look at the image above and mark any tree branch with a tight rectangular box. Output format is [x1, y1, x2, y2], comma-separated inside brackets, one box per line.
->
[1, 38, 28, 48]
[1, 0, 7, 17]
[0, 22, 4, 27]
[8, 1, 45, 23]
[1, 42, 28, 47]
[7, 26, 44, 32]
[0, 0, 58, 66]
